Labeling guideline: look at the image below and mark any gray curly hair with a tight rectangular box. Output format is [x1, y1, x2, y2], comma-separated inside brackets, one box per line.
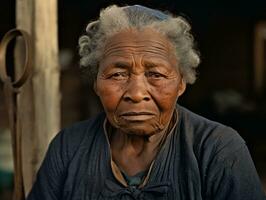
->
[79, 5, 200, 84]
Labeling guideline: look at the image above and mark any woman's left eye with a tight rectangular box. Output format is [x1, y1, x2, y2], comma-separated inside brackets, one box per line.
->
[146, 71, 165, 79]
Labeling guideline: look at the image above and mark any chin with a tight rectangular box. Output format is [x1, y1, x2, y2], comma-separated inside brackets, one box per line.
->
[109, 115, 166, 136]
[118, 124, 162, 137]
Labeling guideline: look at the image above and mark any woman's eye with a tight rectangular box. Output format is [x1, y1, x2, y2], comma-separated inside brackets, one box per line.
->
[109, 72, 128, 80]
[146, 71, 165, 79]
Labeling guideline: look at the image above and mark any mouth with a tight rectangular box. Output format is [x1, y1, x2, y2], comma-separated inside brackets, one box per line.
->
[119, 112, 155, 121]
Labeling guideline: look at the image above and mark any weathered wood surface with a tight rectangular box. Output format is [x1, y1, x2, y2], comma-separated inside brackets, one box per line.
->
[15, 0, 60, 195]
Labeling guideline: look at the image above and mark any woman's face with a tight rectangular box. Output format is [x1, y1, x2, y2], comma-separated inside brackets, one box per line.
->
[95, 28, 186, 136]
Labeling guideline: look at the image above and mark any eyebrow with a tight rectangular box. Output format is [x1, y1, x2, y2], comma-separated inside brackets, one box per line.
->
[144, 60, 172, 70]
[112, 61, 162, 70]
[112, 61, 131, 69]
[143, 61, 158, 68]
[107, 60, 169, 70]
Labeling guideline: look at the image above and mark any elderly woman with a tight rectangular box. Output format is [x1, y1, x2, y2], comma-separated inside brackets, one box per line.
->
[27, 5, 265, 200]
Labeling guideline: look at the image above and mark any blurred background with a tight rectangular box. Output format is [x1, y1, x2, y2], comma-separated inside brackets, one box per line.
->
[0, 0, 266, 199]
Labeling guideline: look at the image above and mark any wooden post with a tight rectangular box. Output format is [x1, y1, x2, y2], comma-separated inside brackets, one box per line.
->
[15, 0, 60, 195]
[254, 22, 266, 97]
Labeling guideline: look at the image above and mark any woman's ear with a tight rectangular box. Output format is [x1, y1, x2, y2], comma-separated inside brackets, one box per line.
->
[177, 79, 186, 97]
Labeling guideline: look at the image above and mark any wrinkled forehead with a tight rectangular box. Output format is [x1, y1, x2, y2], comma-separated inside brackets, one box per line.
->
[100, 29, 178, 70]
[103, 28, 175, 59]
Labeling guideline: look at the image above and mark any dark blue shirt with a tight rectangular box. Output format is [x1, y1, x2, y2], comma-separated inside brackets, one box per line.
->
[27, 105, 266, 199]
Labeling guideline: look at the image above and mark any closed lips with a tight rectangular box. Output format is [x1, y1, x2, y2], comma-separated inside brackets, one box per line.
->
[120, 112, 155, 116]
[119, 112, 155, 120]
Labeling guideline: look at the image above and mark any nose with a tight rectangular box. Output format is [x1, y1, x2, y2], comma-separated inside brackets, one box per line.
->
[123, 76, 150, 103]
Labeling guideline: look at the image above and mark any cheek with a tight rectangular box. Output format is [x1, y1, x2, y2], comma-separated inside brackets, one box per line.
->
[96, 80, 123, 113]
[152, 79, 180, 112]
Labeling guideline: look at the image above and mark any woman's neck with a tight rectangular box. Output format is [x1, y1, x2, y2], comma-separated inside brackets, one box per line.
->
[110, 117, 175, 176]
[110, 129, 166, 176]
[111, 128, 166, 157]
[109, 110, 177, 176]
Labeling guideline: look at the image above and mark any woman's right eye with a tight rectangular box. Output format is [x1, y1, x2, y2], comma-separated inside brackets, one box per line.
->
[109, 72, 128, 80]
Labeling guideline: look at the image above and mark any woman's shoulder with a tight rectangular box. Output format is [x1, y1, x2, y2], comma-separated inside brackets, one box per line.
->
[61, 112, 106, 140]
[177, 106, 265, 199]
[177, 105, 246, 157]
[48, 112, 106, 161]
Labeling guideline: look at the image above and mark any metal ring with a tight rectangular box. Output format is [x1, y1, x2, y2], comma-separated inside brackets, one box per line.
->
[0, 29, 32, 88]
